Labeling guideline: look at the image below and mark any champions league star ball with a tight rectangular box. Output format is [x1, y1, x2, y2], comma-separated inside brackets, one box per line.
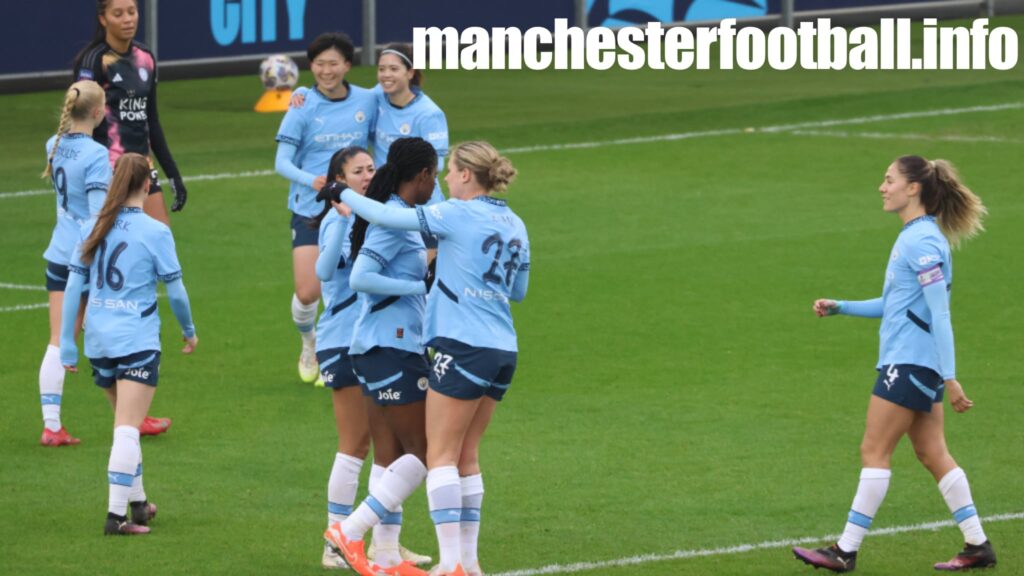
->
[259, 55, 299, 91]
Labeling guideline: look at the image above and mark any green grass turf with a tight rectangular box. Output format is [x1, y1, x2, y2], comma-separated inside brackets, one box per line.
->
[1, 15, 1023, 576]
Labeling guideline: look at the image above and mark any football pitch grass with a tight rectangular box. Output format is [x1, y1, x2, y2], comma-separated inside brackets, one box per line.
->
[1, 16, 1023, 575]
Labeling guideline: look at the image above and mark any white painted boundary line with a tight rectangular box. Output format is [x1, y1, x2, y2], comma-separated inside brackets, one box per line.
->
[2, 103, 1021, 200]
[0, 169, 276, 201]
[790, 130, 1024, 144]
[0, 282, 47, 291]
[0, 303, 49, 313]
[491, 512, 1023, 576]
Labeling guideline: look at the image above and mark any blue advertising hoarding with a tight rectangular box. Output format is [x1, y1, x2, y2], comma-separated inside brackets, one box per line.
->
[0, 0, 977, 78]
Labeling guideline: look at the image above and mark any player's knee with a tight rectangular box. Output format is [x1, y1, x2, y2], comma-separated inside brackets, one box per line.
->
[457, 450, 479, 474]
[913, 442, 949, 470]
[859, 440, 890, 467]
[339, 433, 371, 461]
[295, 287, 319, 306]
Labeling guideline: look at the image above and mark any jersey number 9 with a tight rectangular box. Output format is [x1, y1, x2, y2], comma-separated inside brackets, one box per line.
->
[52, 167, 68, 211]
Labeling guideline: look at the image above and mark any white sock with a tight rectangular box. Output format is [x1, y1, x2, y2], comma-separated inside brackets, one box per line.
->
[428, 466, 463, 571]
[129, 459, 147, 503]
[39, 345, 65, 432]
[460, 474, 484, 568]
[837, 468, 891, 553]
[328, 453, 364, 527]
[367, 463, 404, 567]
[342, 454, 426, 541]
[291, 294, 318, 344]
[107, 426, 141, 517]
[938, 467, 988, 545]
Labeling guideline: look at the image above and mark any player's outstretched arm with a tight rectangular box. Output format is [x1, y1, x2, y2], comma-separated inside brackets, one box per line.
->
[340, 188, 420, 231]
[921, 279, 971, 412]
[350, 254, 427, 296]
[165, 278, 197, 354]
[316, 218, 346, 281]
[814, 297, 883, 318]
[60, 272, 86, 371]
[275, 142, 319, 189]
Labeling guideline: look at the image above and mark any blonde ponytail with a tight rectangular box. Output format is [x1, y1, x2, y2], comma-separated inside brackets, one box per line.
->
[450, 141, 518, 194]
[42, 80, 106, 179]
[896, 155, 987, 249]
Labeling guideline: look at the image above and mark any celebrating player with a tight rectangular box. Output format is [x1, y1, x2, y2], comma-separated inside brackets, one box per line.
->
[274, 32, 377, 385]
[291, 43, 448, 205]
[332, 140, 530, 576]
[59, 153, 198, 535]
[73, 0, 188, 224]
[37, 80, 110, 446]
[371, 44, 448, 206]
[323, 138, 439, 576]
[314, 147, 431, 571]
[793, 156, 995, 572]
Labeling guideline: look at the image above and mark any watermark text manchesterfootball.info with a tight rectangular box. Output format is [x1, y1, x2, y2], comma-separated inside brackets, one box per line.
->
[413, 18, 1018, 71]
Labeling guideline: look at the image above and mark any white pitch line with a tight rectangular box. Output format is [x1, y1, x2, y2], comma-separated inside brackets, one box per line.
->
[0, 169, 276, 201]
[490, 511, 1024, 576]
[2, 102, 1021, 199]
[789, 130, 1024, 144]
[756, 102, 1024, 133]
[0, 302, 49, 313]
[0, 282, 47, 291]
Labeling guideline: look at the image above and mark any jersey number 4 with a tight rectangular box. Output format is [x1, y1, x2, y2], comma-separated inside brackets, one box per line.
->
[95, 239, 129, 291]
[481, 233, 522, 287]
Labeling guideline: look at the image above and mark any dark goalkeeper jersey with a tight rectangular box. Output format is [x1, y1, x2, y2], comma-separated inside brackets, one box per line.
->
[73, 41, 179, 180]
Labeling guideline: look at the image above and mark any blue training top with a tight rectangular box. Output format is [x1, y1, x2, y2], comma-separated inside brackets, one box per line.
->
[372, 86, 448, 205]
[275, 83, 377, 218]
[348, 195, 428, 355]
[42, 133, 111, 265]
[837, 215, 956, 379]
[65, 208, 190, 359]
[315, 209, 359, 351]
[878, 215, 955, 377]
[341, 189, 531, 352]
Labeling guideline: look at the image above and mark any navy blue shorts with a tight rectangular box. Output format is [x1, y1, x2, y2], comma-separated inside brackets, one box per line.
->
[291, 212, 319, 248]
[873, 364, 945, 412]
[45, 261, 70, 292]
[317, 347, 359, 389]
[89, 350, 161, 389]
[429, 337, 517, 402]
[351, 347, 434, 406]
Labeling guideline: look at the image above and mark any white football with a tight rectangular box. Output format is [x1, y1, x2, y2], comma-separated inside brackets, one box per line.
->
[259, 55, 299, 90]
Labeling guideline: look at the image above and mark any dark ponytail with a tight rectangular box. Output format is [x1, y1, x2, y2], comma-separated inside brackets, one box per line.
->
[349, 137, 437, 260]
[349, 164, 401, 260]
[309, 146, 368, 230]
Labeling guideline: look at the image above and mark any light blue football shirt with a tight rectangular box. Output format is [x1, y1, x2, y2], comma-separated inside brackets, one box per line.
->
[878, 215, 953, 374]
[349, 195, 428, 355]
[316, 209, 359, 351]
[416, 197, 530, 352]
[68, 207, 183, 358]
[276, 83, 377, 217]
[43, 133, 111, 265]
[373, 86, 448, 204]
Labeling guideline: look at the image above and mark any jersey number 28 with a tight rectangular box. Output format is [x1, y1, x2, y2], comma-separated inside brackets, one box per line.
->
[481, 233, 522, 287]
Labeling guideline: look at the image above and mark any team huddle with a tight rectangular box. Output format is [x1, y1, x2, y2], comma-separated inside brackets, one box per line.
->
[34, 0, 998, 575]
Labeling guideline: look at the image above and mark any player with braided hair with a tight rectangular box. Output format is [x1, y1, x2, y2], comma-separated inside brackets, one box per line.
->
[37, 80, 109, 446]
[324, 138, 439, 576]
